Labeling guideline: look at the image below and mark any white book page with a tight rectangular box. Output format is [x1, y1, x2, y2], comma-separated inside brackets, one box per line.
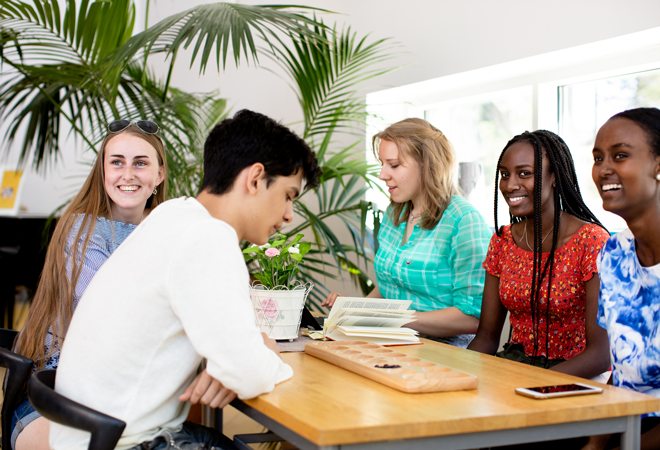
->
[338, 326, 418, 335]
[331, 316, 413, 328]
[333, 308, 414, 320]
[327, 328, 420, 345]
[327, 297, 412, 320]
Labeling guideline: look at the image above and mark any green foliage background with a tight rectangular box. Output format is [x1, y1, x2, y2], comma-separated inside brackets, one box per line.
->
[0, 0, 397, 309]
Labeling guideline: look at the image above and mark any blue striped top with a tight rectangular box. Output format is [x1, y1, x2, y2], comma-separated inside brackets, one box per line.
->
[42, 215, 137, 369]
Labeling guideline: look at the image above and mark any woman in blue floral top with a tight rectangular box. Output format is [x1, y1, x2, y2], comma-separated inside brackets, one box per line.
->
[323, 118, 492, 347]
[584, 107, 660, 450]
[10, 122, 167, 450]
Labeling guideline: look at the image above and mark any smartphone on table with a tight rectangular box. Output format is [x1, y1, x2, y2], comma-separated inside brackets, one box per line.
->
[515, 383, 603, 399]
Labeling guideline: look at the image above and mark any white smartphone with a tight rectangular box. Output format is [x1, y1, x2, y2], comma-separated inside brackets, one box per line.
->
[515, 383, 603, 399]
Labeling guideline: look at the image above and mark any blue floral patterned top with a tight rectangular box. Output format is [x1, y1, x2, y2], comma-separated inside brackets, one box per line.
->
[42, 215, 137, 370]
[597, 228, 660, 417]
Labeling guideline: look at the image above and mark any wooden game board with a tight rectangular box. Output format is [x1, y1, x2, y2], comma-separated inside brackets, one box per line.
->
[304, 340, 479, 393]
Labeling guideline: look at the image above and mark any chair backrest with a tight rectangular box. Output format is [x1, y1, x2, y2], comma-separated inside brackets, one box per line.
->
[28, 370, 126, 450]
[0, 329, 18, 351]
[0, 328, 33, 450]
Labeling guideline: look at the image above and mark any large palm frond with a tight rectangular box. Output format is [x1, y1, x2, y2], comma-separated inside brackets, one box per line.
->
[1, 0, 135, 64]
[0, 0, 327, 170]
[266, 21, 395, 151]
[0, 0, 136, 168]
[243, 24, 397, 309]
[114, 62, 228, 198]
[96, 3, 330, 100]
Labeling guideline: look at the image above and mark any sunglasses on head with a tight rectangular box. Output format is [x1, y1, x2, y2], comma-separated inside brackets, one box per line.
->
[108, 119, 160, 135]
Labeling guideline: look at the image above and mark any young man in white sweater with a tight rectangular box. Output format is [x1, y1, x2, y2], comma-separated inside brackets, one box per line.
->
[49, 110, 322, 450]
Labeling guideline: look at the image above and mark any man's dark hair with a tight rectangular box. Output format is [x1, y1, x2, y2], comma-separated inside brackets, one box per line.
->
[201, 109, 322, 195]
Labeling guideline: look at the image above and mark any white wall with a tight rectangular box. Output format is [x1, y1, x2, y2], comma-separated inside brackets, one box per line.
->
[147, 0, 660, 114]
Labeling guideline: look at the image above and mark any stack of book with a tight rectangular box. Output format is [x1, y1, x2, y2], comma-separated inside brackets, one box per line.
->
[323, 297, 420, 345]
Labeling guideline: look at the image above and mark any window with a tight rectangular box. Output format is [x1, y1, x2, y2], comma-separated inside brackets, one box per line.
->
[559, 68, 660, 230]
[366, 27, 660, 231]
[425, 87, 532, 227]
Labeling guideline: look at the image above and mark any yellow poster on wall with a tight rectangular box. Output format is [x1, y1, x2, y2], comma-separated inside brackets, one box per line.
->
[0, 170, 23, 210]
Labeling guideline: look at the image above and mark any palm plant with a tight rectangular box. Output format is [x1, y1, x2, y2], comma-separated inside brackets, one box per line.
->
[1, 0, 397, 308]
[243, 22, 397, 308]
[0, 0, 324, 197]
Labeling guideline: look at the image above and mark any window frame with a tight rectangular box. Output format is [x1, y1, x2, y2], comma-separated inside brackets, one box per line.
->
[365, 27, 660, 227]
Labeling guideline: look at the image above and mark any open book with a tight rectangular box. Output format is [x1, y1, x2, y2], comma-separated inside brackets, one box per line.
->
[323, 297, 421, 346]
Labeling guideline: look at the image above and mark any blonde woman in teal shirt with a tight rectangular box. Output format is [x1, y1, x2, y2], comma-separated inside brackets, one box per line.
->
[323, 118, 492, 347]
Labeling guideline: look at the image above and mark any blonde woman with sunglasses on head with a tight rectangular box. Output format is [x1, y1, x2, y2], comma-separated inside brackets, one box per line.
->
[10, 120, 167, 450]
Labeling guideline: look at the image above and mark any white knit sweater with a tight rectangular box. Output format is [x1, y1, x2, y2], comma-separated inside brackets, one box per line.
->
[50, 197, 293, 450]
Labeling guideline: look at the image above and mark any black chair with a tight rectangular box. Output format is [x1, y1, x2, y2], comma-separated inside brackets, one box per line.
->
[28, 370, 126, 450]
[0, 245, 20, 330]
[0, 328, 19, 351]
[0, 328, 33, 450]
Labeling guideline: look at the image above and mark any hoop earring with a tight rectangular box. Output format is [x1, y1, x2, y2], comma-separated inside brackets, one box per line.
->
[153, 188, 158, 195]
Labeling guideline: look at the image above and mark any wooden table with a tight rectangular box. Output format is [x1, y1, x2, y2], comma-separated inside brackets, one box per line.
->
[230, 339, 659, 450]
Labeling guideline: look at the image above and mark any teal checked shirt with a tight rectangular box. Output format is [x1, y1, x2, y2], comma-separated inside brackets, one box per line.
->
[374, 196, 492, 318]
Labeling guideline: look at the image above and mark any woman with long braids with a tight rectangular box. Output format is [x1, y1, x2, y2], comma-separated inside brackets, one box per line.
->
[468, 130, 611, 379]
[583, 108, 660, 450]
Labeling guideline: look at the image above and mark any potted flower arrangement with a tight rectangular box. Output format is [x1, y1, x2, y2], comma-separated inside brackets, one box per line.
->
[243, 234, 312, 340]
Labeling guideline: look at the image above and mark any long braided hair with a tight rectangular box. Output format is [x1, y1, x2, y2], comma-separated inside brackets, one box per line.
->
[493, 130, 606, 363]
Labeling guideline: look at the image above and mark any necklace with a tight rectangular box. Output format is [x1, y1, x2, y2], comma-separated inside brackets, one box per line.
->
[409, 211, 422, 224]
[523, 211, 562, 251]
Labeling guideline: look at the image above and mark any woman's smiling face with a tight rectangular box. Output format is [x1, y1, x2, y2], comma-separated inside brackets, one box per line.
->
[592, 117, 660, 220]
[498, 141, 555, 218]
[104, 133, 164, 224]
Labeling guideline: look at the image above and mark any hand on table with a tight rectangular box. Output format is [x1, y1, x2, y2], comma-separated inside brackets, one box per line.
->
[321, 292, 344, 308]
[262, 332, 281, 359]
[179, 369, 236, 409]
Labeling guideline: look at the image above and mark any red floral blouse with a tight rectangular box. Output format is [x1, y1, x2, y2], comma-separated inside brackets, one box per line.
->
[483, 223, 609, 360]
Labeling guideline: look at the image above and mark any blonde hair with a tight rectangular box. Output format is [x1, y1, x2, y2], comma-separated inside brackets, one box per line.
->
[372, 118, 458, 229]
[15, 125, 168, 369]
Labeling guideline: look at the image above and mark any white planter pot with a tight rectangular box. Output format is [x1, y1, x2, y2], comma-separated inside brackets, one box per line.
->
[249, 283, 312, 341]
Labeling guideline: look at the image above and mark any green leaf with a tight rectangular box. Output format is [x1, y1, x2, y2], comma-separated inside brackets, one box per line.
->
[253, 272, 269, 286]
[1, 0, 397, 303]
[96, 3, 330, 98]
[263, 20, 399, 146]
[298, 242, 312, 256]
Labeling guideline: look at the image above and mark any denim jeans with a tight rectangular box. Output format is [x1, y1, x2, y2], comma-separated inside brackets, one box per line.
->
[130, 421, 237, 450]
[10, 395, 41, 450]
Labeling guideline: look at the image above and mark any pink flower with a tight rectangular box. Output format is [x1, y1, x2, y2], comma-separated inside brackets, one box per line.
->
[265, 248, 280, 257]
[261, 298, 279, 319]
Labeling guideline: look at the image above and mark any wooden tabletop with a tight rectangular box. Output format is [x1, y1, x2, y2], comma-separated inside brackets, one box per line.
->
[241, 339, 659, 446]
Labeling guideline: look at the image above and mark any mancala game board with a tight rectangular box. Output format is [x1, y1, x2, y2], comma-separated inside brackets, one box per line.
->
[304, 340, 478, 393]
